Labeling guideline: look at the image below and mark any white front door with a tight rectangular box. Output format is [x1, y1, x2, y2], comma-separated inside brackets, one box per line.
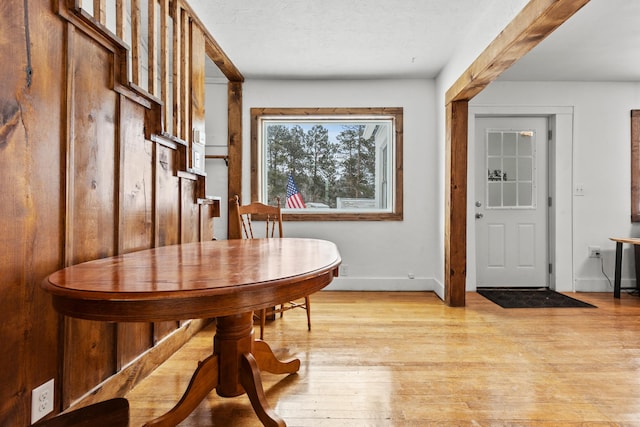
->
[475, 117, 548, 287]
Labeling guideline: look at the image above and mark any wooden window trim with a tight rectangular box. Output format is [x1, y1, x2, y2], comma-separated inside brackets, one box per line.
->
[250, 107, 403, 221]
[632, 110, 640, 221]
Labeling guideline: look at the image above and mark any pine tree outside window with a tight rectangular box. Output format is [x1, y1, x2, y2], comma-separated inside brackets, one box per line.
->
[250, 108, 403, 221]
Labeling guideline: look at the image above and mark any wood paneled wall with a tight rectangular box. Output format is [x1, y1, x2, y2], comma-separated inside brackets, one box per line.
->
[0, 1, 64, 423]
[0, 0, 236, 424]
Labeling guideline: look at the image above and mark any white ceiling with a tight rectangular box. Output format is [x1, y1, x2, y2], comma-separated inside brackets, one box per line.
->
[498, 0, 640, 82]
[192, 0, 640, 82]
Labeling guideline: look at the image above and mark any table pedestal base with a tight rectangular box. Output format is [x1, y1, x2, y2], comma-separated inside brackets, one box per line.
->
[144, 312, 300, 427]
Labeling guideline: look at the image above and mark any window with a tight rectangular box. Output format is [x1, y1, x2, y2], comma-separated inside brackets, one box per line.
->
[485, 129, 535, 209]
[251, 108, 403, 221]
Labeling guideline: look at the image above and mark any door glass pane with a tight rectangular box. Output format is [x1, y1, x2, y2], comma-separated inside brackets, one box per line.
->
[503, 182, 517, 206]
[488, 183, 501, 207]
[518, 158, 532, 181]
[503, 158, 516, 182]
[503, 132, 517, 155]
[486, 128, 536, 208]
[488, 158, 502, 181]
[519, 134, 532, 155]
[519, 183, 533, 206]
[488, 132, 501, 155]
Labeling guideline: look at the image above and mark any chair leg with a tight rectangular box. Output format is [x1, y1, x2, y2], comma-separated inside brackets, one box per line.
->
[260, 308, 266, 340]
[305, 296, 311, 331]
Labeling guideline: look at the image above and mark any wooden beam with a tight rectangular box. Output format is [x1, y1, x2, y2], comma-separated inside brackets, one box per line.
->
[93, 0, 106, 25]
[227, 82, 243, 239]
[64, 23, 77, 267]
[446, 0, 591, 104]
[180, 0, 244, 82]
[444, 0, 592, 306]
[115, 0, 125, 39]
[203, 38, 244, 83]
[131, 0, 141, 85]
[190, 23, 206, 151]
[148, 0, 157, 96]
[160, 0, 169, 132]
[172, 1, 181, 137]
[180, 9, 190, 142]
[445, 101, 468, 307]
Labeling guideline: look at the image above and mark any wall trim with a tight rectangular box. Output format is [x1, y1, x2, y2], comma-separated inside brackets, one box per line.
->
[325, 277, 435, 291]
[576, 278, 632, 293]
[69, 318, 211, 409]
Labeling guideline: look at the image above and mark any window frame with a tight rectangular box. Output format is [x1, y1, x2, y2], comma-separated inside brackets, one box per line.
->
[250, 107, 403, 221]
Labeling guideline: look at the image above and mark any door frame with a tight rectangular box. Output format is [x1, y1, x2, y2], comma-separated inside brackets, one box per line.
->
[473, 115, 550, 288]
[467, 105, 574, 293]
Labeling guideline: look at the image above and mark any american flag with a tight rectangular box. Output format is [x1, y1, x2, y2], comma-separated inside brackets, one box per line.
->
[286, 173, 306, 209]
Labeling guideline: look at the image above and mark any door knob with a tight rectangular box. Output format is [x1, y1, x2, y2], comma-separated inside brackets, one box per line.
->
[475, 213, 483, 219]
[475, 201, 482, 207]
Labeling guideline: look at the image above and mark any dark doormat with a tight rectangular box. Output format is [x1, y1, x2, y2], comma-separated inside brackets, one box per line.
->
[477, 288, 596, 308]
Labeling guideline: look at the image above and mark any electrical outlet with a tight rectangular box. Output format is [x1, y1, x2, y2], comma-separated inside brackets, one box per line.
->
[340, 264, 349, 276]
[31, 379, 54, 423]
[588, 245, 601, 258]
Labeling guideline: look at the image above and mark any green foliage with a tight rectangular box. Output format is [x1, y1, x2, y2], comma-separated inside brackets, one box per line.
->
[265, 123, 376, 207]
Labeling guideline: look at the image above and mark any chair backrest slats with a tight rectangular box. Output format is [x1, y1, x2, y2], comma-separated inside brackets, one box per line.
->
[234, 195, 282, 239]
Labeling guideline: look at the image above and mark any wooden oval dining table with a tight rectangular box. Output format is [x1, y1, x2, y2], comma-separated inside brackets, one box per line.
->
[42, 238, 341, 427]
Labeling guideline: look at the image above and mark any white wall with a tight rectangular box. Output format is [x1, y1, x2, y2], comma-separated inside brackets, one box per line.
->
[237, 79, 439, 291]
[472, 81, 640, 291]
[205, 81, 230, 240]
[203, 3, 640, 297]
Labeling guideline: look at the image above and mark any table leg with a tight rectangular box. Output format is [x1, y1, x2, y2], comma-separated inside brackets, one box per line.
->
[144, 311, 299, 427]
[144, 354, 219, 427]
[253, 339, 300, 374]
[615, 241, 623, 298]
[240, 353, 286, 427]
[215, 313, 255, 397]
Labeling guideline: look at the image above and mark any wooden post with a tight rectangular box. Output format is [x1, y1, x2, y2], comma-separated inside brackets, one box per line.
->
[445, 101, 468, 307]
[172, 1, 181, 137]
[227, 81, 242, 239]
[115, 0, 125, 39]
[443, 0, 591, 306]
[180, 9, 190, 142]
[148, 0, 157, 96]
[160, 0, 169, 133]
[93, 0, 106, 25]
[131, 0, 140, 85]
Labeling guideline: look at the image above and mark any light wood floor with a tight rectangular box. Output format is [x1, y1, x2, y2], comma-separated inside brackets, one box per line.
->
[126, 291, 640, 426]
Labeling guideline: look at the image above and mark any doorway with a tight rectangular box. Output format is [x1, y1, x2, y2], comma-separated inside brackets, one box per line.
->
[468, 106, 574, 293]
[474, 116, 549, 287]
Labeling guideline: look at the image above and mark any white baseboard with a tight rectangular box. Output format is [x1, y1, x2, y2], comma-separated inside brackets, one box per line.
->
[432, 278, 445, 300]
[324, 277, 636, 295]
[574, 278, 635, 292]
[325, 277, 435, 291]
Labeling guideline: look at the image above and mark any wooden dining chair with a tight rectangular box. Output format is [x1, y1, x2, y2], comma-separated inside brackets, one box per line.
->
[35, 398, 129, 427]
[233, 195, 311, 340]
